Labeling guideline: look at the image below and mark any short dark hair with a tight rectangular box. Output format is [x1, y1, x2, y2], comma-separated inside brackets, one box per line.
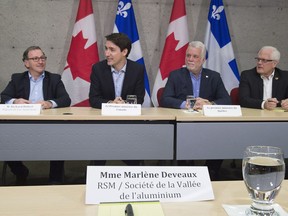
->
[105, 33, 132, 57]
[22, 46, 44, 62]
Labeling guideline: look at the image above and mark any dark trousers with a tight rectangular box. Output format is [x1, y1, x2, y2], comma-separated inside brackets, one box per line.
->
[7, 160, 64, 182]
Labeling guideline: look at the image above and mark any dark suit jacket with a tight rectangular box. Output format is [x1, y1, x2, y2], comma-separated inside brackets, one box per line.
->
[239, 67, 288, 109]
[89, 59, 145, 109]
[160, 67, 231, 108]
[1, 71, 71, 107]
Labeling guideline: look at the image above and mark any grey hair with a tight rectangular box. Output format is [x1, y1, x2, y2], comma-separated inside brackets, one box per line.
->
[259, 46, 280, 61]
[188, 41, 206, 60]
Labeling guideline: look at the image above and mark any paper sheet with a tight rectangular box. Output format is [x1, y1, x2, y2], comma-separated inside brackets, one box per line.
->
[98, 202, 165, 216]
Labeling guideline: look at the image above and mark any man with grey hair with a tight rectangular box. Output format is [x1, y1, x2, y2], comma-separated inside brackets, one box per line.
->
[160, 41, 230, 180]
[161, 41, 231, 109]
[239, 46, 288, 110]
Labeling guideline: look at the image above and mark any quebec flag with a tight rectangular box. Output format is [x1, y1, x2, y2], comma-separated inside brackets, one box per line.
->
[113, 0, 151, 107]
[204, 0, 239, 94]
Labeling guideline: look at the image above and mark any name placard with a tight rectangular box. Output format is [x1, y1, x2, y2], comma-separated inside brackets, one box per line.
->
[101, 103, 141, 116]
[85, 166, 214, 204]
[203, 105, 242, 117]
[0, 104, 41, 115]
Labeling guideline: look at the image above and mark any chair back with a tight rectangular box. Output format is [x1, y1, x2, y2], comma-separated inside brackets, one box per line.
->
[230, 87, 239, 105]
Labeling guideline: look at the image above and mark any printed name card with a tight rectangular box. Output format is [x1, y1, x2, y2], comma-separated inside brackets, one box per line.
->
[101, 103, 141, 116]
[203, 105, 242, 117]
[0, 104, 41, 115]
[85, 166, 214, 204]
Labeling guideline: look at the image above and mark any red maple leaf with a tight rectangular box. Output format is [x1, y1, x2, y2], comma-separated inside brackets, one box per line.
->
[159, 33, 188, 80]
[67, 31, 99, 82]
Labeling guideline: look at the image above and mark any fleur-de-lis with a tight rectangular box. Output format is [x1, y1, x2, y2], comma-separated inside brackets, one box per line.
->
[211, 5, 224, 20]
[117, 1, 132, 18]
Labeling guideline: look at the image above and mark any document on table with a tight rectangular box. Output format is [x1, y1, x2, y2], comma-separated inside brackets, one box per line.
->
[98, 202, 164, 216]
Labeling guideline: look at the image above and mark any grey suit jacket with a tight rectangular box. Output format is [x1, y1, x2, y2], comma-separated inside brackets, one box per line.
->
[89, 59, 145, 108]
[239, 67, 288, 109]
[160, 67, 231, 108]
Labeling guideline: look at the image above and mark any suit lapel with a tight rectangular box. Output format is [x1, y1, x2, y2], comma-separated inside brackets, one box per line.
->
[121, 60, 130, 97]
[42, 72, 49, 100]
[24, 72, 31, 99]
[104, 64, 116, 97]
[272, 69, 280, 98]
[254, 69, 263, 98]
[199, 69, 209, 97]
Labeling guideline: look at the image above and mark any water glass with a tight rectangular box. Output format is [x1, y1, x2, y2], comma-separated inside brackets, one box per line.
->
[186, 95, 196, 111]
[126, 95, 137, 104]
[242, 146, 285, 216]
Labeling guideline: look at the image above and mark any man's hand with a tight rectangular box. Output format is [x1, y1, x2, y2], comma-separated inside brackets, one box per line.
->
[264, 98, 278, 110]
[13, 98, 30, 104]
[113, 97, 125, 104]
[193, 97, 212, 110]
[36, 100, 53, 109]
[281, 98, 288, 110]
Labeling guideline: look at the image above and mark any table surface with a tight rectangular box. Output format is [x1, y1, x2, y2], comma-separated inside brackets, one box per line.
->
[0, 107, 175, 121]
[0, 180, 287, 215]
[1, 107, 288, 121]
[173, 107, 288, 121]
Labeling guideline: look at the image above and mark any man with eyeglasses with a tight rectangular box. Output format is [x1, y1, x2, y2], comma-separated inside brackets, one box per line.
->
[239, 46, 288, 110]
[0, 46, 71, 185]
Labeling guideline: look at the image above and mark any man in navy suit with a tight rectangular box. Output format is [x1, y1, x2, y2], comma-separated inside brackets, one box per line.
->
[161, 41, 230, 109]
[89, 33, 145, 108]
[161, 41, 231, 180]
[89, 33, 145, 166]
[239, 46, 288, 110]
[1, 46, 71, 185]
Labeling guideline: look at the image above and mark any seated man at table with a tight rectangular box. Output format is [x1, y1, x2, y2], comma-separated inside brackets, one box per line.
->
[89, 32, 145, 108]
[239, 46, 288, 110]
[89, 32, 145, 166]
[161, 41, 231, 180]
[1, 46, 71, 185]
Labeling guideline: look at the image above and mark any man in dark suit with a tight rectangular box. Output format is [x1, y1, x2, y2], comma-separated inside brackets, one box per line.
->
[89, 33, 145, 166]
[1, 46, 71, 185]
[239, 46, 288, 110]
[161, 41, 231, 180]
[161, 41, 230, 109]
[89, 33, 145, 108]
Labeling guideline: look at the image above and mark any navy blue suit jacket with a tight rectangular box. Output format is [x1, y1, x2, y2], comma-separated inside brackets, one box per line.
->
[239, 67, 288, 109]
[160, 67, 231, 108]
[89, 59, 145, 109]
[1, 71, 71, 107]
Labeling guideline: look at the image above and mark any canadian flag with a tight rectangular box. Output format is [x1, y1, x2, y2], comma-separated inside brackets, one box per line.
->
[151, 0, 189, 107]
[62, 0, 99, 106]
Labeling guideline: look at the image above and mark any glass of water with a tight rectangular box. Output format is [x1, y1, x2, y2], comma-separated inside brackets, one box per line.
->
[186, 95, 196, 112]
[126, 95, 137, 104]
[242, 146, 285, 216]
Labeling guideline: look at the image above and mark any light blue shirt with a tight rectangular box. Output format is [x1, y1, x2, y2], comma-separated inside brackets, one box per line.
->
[190, 70, 202, 98]
[180, 70, 202, 109]
[111, 64, 127, 98]
[29, 72, 45, 103]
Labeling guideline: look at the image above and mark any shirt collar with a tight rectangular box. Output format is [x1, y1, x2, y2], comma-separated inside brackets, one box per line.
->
[261, 70, 275, 80]
[28, 71, 45, 81]
[111, 62, 127, 73]
[189, 69, 202, 80]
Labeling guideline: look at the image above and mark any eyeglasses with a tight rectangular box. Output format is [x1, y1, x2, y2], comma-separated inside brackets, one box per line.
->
[27, 56, 47, 62]
[255, 57, 274, 64]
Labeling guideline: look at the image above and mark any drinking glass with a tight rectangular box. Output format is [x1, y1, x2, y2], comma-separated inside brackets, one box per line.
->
[242, 146, 285, 216]
[126, 95, 137, 104]
[186, 95, 196, 112]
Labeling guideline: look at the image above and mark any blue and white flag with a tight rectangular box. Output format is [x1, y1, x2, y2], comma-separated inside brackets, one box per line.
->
[113, 0, 151, 107]
[204, 0, 239, 94]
